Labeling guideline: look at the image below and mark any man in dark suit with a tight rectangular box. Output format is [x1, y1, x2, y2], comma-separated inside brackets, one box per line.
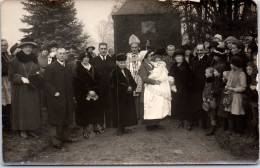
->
[191, 44, 212, 128]
[92, 43, 116, 129]
[43, 48, 77, 149]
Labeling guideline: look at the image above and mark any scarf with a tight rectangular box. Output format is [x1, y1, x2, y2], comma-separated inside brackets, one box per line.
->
[16, 50, 38, 64]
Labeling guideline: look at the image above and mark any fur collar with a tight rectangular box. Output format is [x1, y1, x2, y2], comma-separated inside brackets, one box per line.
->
[16, 50, 38, 63]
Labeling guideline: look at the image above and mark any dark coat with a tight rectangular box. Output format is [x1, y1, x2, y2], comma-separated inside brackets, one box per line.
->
[191, 55, 212, 92]
[138, 61, 156, 104]
[74, 62, 100, 127]
[8, 51, 41, 130]
[2, 52, 13, 76]
[169, 61, 194, 120]
[191, 55, 212, 114]
[163, 55, 174, 72]
[211, 76, 225, 109]
[210, 56, 229, 70]
[110, 66, 137, 127]
[43, 61, 74, 126]
[91, 55, 116, 126]
[91, 55, 116, 94]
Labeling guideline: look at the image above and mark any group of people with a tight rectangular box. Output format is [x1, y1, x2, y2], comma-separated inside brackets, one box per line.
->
[1, 32, 258, 149]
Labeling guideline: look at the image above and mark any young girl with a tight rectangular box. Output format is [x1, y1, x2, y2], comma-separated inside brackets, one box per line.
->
[144, 60, 172, 120]
[245, 62, 258, 139]
[225, 56, 247, 134]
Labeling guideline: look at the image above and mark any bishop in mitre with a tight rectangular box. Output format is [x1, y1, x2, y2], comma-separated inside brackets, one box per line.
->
[126, 34, 147, 121]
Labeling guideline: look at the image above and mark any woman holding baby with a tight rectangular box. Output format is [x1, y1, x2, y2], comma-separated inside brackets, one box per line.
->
[169, 49, 194, 131]
[138, 50, 172, 131]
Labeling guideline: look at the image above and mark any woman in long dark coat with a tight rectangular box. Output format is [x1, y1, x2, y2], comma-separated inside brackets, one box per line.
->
[169, 49, 194, 130]
[8, 38, 41, 139]
[110, 53, 137, 136]
[74, 53, 101, 138]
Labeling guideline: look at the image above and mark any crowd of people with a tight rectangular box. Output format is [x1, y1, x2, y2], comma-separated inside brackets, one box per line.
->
[1, 32, 258, 150]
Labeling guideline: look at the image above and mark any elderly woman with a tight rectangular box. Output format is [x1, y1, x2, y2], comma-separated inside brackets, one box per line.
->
[169, 49, 194, 130]
[225, 56, 247, 134]
[138, 50, 166, 131]
[74, 52, 102, 138]
[8, 38, 41, 139]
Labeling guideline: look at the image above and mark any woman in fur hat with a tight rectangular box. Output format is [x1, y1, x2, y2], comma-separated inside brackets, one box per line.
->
[74, 53, 101, 138]
[8, 38, 41, 139]
[169, 49, 194, 131]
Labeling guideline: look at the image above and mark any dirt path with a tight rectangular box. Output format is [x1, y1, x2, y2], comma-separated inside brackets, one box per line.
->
[22, 119, 244, 165]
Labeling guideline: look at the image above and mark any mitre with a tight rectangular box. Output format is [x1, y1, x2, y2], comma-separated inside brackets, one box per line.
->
[129, 34, 140, 46]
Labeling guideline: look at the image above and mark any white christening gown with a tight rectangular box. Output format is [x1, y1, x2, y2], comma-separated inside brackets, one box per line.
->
[144, 61, 172, 120]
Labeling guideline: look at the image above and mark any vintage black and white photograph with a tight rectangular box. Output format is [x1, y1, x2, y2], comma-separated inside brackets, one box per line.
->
[1, 0, 259, 165]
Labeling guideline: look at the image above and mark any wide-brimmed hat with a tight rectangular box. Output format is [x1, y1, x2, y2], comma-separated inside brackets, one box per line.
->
[208, 41, 219, 48]
[230, 56, 243, 68]
[233, 40, 245, 51]
[202, 102, 210, 112]
[10, 43, 19, 54]
[224, 36, 238, 43]
[181, 44, 192, 51]
[174, 49, 185, 56]
[18, 37, 37, 48]
[86, 45, 95, 51]
[244, 33, 257, 37]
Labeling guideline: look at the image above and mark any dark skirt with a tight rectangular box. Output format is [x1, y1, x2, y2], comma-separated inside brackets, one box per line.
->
[75, 99, 99, 127]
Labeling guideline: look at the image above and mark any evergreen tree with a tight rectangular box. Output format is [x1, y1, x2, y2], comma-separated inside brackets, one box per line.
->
[20, 0, 88, 49]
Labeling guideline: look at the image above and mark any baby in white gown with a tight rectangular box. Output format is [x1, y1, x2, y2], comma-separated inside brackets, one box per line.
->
[144, 61, 175, 120]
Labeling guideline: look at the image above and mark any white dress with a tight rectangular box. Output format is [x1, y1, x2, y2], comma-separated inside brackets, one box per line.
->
[144, 61, 172, 120]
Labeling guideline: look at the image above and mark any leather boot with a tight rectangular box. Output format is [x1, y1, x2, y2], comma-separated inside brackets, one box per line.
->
[205, 125, 216, 136]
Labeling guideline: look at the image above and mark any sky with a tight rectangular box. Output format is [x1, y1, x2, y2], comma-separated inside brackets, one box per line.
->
[1, 0, 115, 50]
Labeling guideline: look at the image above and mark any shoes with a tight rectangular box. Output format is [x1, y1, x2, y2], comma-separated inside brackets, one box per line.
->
[64, 138, 79, 143]
[123, 128, 132, 133]
[93, 125, 105, 134]
[177, 121, 184, 128]
[146, 125, 156, 131]
[205, 125, 216, 136]
[93, 129, 104, 134]
[19, 131, 28, 139]
[53, 143, 66, 150]
[27, 131, 39, 139]
[83, 131, 89, 139]
[155, 125, 164, 129]
[187, 125, 192, 131]
[117, 130, 124, 136]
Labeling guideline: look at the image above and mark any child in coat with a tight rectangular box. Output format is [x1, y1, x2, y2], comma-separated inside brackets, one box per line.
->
[202, 67, 214, 134]
[205, 64, 226, 136]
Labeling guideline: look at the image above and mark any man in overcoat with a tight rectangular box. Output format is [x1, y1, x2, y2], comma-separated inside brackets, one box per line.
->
[191, 44, 212, 128]
[91, 43, 116, 129]
[43, 48, 77, 149]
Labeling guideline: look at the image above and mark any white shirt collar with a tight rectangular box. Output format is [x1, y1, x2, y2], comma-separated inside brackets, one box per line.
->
[81, 63, 91, 70]
[99, 54, 107, 60]
[57, 59, 65, 66]
[198, 54, 205, 60]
